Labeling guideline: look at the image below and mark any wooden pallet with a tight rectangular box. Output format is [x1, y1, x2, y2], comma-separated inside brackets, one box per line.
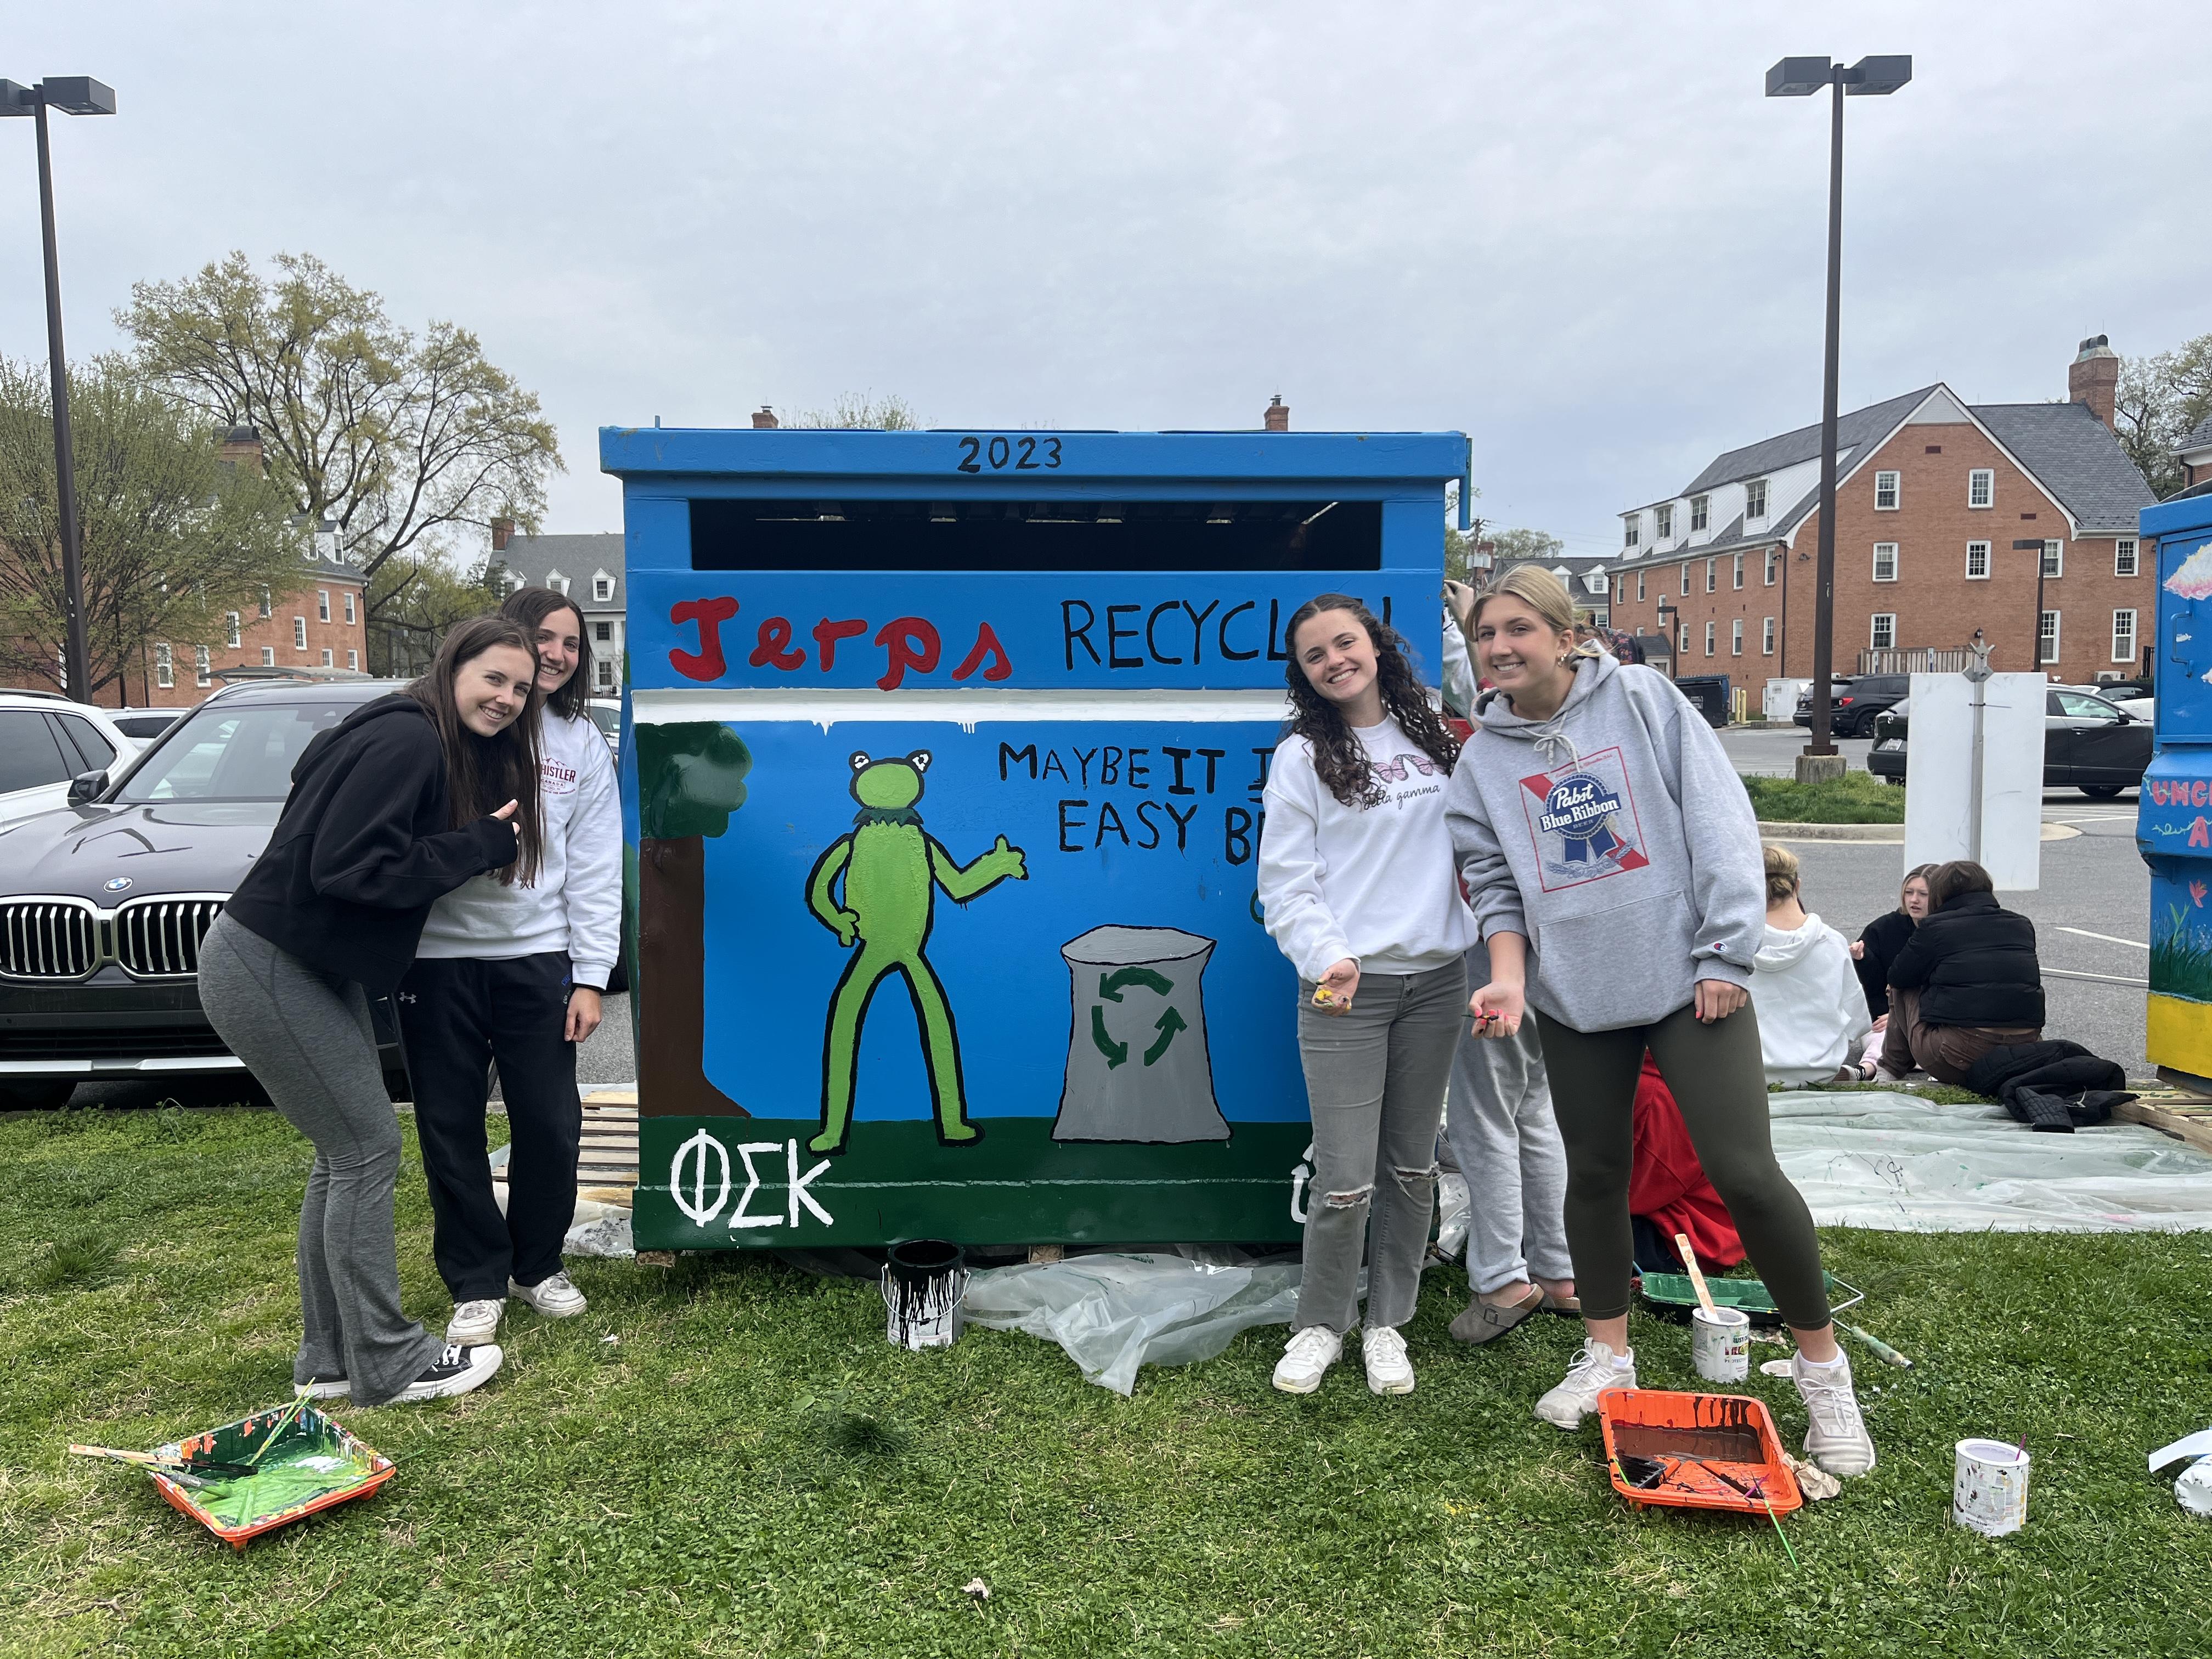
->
[493, 1089, 640, 1208]
[2114, 1093, 2212, 1156]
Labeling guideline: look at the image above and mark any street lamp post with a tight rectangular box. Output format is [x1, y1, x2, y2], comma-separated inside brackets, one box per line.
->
[1654, 599, 1680, 678]
[1, 76, 117, 701]
[2013, 539, 2052, 678]
[1767, 54, 1910, 783]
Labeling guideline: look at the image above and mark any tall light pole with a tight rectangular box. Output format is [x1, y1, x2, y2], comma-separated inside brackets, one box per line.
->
[1767, 54, 1910, 783]
[1, 76, 117, 701]
[2014, 539, 2052, 678]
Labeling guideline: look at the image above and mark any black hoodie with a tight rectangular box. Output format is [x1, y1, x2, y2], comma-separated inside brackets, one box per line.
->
[223, 694, 518, 994]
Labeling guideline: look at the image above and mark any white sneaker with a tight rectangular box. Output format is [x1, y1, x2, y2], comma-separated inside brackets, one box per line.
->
[1272, 1326, 1344, 1394]
[388, 1342, 504, 1404]
[510, 1271, 587, 1319]
[447, 1297, 505, 1343]
[1793, 1351, 1877, 1476]
[1536, 1338, 1636, 1428]
[1361, 1326, 1415, 1395]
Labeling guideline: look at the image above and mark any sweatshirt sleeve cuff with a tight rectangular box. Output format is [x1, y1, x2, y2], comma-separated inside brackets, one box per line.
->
[1302, 940, 1356, 984]
[571, 960, 614, 992]
[468, 816, 520, 870]
[1692, 958, 1752, 990]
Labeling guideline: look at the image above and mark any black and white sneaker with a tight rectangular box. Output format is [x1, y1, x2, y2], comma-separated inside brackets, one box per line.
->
[387, 1342, 504, 1404]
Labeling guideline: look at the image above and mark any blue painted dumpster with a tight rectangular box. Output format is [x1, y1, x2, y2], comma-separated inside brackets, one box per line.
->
[603, 426, 1471, 1250]
[2137, 490, 2212, 1086]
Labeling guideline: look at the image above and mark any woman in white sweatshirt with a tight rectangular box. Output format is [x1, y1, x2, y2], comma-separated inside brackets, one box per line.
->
[1257, 594, 1476, 1398]
[405, 586, 623, 1344]
[1753, 843, 1873, 1085]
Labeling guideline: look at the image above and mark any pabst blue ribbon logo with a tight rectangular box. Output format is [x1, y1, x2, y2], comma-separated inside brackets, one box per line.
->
[1536, 772, 1625, 865]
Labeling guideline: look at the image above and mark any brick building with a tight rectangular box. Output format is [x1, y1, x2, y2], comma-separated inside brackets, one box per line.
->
[1605, 338, 2159, 702]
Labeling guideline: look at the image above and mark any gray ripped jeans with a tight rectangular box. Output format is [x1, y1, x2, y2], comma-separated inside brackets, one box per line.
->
[1293, 960, 1466, 1334]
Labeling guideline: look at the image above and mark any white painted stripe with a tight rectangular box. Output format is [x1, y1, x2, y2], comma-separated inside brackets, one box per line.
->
[2058, 926, 2148, 949]
[2044, 967, 2148, 987]
[630, 687, 1295, 730]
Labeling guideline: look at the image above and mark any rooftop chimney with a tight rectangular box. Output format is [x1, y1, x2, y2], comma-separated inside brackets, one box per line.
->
[752, 406, 780, 429]
[1263, 394, 1289, 433]
[491, 516, 515, 551]
[217, 424, 264, 476]
[2069, 334, 2118, 429]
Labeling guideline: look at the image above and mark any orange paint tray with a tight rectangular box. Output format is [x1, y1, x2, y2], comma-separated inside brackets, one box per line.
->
[149, 1403, 394, 1550]
[1596, 1387, 1802, 1517]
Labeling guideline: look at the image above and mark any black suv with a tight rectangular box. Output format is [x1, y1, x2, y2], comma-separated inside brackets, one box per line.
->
[0, 680, 413, 1108]
[1793, 674, 1910, 738]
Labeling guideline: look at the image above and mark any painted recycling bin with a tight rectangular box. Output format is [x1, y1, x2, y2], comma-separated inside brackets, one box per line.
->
[2140, 489, 2212, 1088]
[606, 424, 1471, 1249]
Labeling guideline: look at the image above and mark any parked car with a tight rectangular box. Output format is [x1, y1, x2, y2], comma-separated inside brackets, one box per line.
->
[1793, 674, 1911, 738]
[0, 692, 134, 828]
[110, 707, 185, 747]
[587, 696, 620, 757]
[1867, 685, 2151, 798]
[0, 680, 413, 1109]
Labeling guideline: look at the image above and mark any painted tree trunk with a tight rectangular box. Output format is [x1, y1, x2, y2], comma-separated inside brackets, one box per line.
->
[639, 835, 747, 1119]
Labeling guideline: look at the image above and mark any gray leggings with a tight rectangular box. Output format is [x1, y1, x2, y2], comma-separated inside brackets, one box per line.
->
[1531, 999, 1831, 1330]
[198, 914, 443, 1404]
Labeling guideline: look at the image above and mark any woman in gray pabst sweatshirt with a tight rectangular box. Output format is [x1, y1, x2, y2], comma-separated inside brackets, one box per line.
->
[1444, 566, 1875, 1479]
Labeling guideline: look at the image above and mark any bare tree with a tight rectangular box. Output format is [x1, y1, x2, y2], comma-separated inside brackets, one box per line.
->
[2115, 334, 2212, 499]
[790, 392, 923, 430]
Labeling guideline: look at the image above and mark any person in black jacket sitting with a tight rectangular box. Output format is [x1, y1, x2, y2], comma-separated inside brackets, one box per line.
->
[1871, 860, 2044, 1085]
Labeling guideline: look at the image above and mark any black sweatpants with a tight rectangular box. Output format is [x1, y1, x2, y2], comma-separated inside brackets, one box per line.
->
[398, 953, 581, 1302]
[1532, 999, 1832, 1331]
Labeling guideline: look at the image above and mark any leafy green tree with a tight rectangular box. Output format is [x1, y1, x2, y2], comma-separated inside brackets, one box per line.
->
[120, 252, 562, 608]
[2116, 334, 2212, 498]
[0, 355, 298, 702]
[789, 392, 924, 431]
[1489, 527, 1567, 566]
[364, 551, 507, 679]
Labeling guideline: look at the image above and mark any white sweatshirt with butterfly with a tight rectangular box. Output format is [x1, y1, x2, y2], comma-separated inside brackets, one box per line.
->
[1258, 715, 1479, 983]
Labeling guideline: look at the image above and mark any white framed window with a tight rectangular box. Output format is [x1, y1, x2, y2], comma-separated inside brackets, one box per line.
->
[348, 649, 359, 670]
[225, 612, 241, 648]
[1705, 558, 1717, 594]
[1874, 471, 1900, 510]
[1870, 613, 1897, 651]
[596, 659, 616, 690]
[194, 645, 212, 688]
[2042, 539, 2064, 578]
[548, 569, 571, 596]
[1703, 622, 1716, 656]
[1690, 495, 1710, 532]
[1680, 565, 1690, 595]
[1678, 624, 1689, 653]
[154, 644, 174, 689]
[1624, 517, 1641, 549]
[1968, 469, 1993, 509]
[1872, 543, 1899, 582]
[2039, 610, 2061, 664]
[293, 617, 307, 650]
[321, 648, 334, 667]
[2113, 610, 2137, 663]
[596, 620, 612, 642]
[592, 572, 614, 603]
[2115, 538, 2139, 577]
[1762, 617, 1776, 654]
[260, 646, 275, 667]
[1732, 554, 1744, 590]
[1966, 540, 1990, 579]
[1764, 550, 1779, 586]
[344, 591, 357, 624]
[1636, 573, 1646, 602]
[1746, 478, 1768, 520]
[1731, 619, 1743, 656]
[1656, 504, 1674, 540]
[258, 586, 272, 618]
[317, 590, 331, 623]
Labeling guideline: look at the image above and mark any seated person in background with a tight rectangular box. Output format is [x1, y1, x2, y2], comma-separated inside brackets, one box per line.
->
[1629, 1054, 1745, 1277]
[1874, 859, 2044, 1085]
[1752, 844, 1873, 1085]
[1852, 865, 1933, 1022]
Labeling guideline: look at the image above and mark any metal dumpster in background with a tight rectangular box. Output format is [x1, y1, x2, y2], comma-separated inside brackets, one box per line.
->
[2137, 489, 2212, 1088]
[605, 425, 1471, 1249]
[1673, 674, 1731, 729]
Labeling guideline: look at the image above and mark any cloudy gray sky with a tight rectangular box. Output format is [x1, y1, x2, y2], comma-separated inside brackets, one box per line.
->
[5, 3, 2197, 560]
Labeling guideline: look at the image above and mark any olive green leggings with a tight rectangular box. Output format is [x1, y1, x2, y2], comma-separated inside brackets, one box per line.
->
[1531, 1000, 1832, 1329]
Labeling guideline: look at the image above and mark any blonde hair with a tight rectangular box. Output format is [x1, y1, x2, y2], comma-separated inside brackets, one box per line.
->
[1470, 564, 1578, 636]
[1763, 842, 1801, 903]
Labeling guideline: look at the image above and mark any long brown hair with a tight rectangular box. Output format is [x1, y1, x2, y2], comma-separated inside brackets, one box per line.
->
[500, 586, 595, 720]
[407, 616, 544, 887]
[1283, 594, 1461, 808]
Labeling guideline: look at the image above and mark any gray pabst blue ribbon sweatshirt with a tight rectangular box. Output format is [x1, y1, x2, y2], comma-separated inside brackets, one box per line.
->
[1443, 651, 1765, 1032]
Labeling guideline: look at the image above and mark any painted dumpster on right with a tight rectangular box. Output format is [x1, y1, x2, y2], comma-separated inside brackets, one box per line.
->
[2138, 490, 2212, 1088]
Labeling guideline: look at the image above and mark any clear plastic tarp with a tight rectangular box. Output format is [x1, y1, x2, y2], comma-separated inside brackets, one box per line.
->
[1769, 1089, 2212, 1232]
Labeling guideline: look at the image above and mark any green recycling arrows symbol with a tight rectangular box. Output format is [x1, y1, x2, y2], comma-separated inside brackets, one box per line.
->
[1089, 968, 1186, 1069]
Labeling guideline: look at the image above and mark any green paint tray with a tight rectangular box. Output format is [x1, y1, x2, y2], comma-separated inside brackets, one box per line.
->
[1638, 1271, 1861, 1329]
[150, 1403, 394, 1549]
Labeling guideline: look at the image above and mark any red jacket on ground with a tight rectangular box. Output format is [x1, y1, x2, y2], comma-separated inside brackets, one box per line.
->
[1629, 1055, 1745, 1272]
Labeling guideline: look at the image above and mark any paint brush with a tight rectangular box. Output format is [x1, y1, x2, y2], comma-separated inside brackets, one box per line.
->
[1674, 1233, 1720, 1320]
[68, 1444, 256, 1479]
[244, 1390, 316, 1468]
[1838, 1320, 1912, 1368]
[1750, 1480, 1801, 1568]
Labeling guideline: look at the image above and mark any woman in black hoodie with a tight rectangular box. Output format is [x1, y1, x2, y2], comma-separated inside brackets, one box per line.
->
[1871, 860, 2045, 1085]
[199, 617, 544, 1407]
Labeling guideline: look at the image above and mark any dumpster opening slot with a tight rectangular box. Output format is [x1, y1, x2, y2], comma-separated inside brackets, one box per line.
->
[690, 498, 1384, 572]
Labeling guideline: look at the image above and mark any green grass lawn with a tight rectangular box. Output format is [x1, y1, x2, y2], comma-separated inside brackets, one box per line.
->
[1741, 770, 1908, 825]
[3, 1104, 2209, 1658]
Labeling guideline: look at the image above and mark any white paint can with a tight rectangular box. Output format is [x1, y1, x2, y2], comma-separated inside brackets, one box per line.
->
[1689, 1304, 1750, 1383]
[1954, 1438, 2031, 1536]
[882, 1239, 968, 1351]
